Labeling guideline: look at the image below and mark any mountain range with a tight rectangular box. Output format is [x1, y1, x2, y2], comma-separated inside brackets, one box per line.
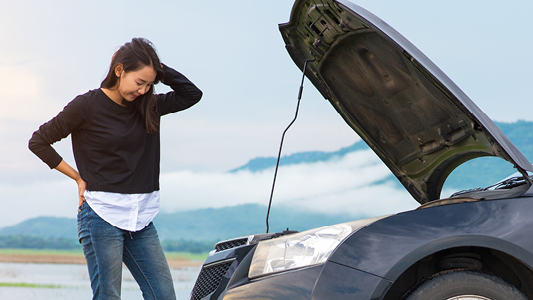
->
[233, 121, 533, 190]
[0, 203, 356, 252]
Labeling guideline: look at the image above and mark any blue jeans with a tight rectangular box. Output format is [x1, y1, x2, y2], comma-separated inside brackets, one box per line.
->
[77, 201, 176, 300]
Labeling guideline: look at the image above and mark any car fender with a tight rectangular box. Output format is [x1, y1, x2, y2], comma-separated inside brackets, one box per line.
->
[329, 197, 533, 280]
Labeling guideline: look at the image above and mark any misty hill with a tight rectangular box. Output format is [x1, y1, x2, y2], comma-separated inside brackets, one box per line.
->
[232, 121, 533, 191]
[230, 141, 370, 173]
[0, 204, 356, 244]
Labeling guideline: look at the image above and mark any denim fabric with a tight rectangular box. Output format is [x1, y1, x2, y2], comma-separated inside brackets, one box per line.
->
[77, 201, 176, 300]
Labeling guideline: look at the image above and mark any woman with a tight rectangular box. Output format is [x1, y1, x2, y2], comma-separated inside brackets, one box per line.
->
[28, 38, 202, 299]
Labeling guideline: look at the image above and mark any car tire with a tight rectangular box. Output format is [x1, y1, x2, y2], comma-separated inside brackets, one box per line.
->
[404, 270, 527, 300]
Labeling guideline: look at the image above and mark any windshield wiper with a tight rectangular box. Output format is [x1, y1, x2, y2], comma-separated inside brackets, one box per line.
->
[451, 175, 533, 197]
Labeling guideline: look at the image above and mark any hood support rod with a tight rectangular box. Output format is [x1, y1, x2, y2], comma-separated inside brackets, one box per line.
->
[266, 58, 314, 233]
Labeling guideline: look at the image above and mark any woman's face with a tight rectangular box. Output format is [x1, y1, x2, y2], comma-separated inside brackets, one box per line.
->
[116, 65, 157, 103]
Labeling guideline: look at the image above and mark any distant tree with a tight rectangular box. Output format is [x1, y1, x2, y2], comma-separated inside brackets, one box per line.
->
[0, 235, 80, 250]
[160, 239, 215, 253]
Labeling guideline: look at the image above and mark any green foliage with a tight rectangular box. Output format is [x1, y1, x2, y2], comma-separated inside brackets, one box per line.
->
[160, 239, 216, 253]
[0, 234, 217, 253]
[0, 248, 82, 256]
[0, 235, 80, 250]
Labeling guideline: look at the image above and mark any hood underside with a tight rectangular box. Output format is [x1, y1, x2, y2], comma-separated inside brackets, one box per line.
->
[279, 0, 533, 204]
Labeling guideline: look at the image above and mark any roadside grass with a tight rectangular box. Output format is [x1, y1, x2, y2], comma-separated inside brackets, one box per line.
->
[0, 282, 61, 288]
[0, 248, 208, 261]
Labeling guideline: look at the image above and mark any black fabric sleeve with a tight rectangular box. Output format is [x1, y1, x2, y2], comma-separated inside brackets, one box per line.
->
[157, 64, 203, 116]
[28, 95, 89, 169]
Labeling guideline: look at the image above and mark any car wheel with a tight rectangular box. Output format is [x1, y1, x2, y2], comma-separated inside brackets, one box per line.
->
[404, 270, 527, 300]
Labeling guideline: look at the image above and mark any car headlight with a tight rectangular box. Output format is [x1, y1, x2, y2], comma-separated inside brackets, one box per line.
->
[248, 215, 389, 278]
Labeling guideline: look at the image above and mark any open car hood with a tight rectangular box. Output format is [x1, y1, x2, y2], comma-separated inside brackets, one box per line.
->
[279, 0, 533, 204]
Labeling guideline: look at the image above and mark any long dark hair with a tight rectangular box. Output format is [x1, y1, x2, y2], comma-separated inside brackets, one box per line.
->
[101, 38, 164, 133]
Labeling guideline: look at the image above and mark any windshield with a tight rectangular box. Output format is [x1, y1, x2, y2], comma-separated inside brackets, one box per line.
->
[451, 172, 533, 198]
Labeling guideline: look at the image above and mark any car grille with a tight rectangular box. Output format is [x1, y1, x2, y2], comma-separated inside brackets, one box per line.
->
[215, 238, 248, 252]
[190, 260, 234, 300]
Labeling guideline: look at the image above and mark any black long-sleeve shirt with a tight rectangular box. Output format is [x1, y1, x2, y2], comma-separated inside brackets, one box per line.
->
[29, 65, 202, 194]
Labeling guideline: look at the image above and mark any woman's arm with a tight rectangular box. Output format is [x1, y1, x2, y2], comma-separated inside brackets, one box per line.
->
[156, 64, 203, 116]
[29, 95, 89, 207]
[29, 95, 88, 169]
[55, 160, 87, 207]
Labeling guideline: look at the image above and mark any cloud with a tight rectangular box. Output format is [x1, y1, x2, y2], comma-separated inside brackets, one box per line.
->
[0, 150, 418, 228]
[0, 63, 53, 121]
[159, 150, 417, 216]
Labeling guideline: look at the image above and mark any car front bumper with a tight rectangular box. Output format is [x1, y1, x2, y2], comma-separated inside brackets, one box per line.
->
[221, 260, 392, 300]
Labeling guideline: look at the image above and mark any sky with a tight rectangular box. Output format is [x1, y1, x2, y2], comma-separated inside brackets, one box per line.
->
[0, 0, 532, 228]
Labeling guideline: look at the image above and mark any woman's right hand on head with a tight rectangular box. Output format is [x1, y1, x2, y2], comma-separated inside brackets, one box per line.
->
[77, 178, 87, 208]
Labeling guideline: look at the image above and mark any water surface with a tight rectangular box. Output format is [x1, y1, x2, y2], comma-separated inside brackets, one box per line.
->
[0, 262, 200, 299]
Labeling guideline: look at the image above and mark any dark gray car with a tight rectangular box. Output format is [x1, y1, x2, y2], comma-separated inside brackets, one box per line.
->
[188, 0, 533, 299]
